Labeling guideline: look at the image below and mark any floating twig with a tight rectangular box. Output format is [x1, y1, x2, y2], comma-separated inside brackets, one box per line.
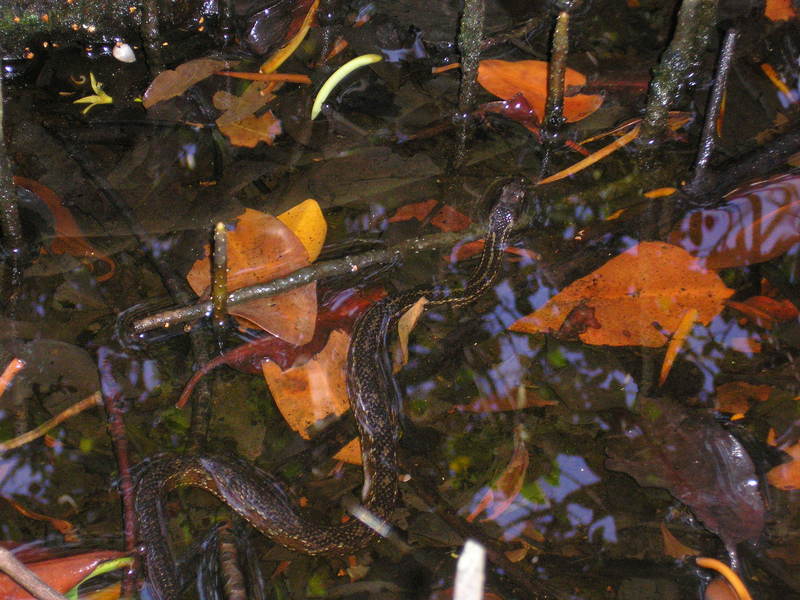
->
[0, 392, 101, 453]
[543, 10, 569, 135]
[693, 28, 738, 177]
[453, 0, 485, 169]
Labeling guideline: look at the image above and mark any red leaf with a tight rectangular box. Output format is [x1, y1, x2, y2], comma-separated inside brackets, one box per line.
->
[388, 200, 472, 233]
[0, 550, 125, 599]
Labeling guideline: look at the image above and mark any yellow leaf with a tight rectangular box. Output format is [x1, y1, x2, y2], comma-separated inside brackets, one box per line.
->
[277, 199, 328, 262]
[395, 297, 428, 370]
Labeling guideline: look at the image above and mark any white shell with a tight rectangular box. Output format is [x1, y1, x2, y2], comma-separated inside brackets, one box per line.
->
[112, 42, 136, 63]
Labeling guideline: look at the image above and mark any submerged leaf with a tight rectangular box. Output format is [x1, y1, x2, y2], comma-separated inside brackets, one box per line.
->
[186, 208, 316, 345]
[606, 397, 765, 548]
[217, 110, 282, 148]
[143, 58, 234, 108]
[388, 200, 472, 233]
[668, 173, 800, 269]
[509, 242, 733, 347]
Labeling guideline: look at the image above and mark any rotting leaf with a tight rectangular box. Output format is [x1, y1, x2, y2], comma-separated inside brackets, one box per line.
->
[477, 59, 603, 123]
[668, 173, 800, 270]
[0, 550, 125, 599]
[606, 396, 765, 548]
[395, 297, 428, 371]
[213, 82, 276, 127]
[186, 208, 316, 345]
[454, 386, 556, 412]
[714, 382, 772, 415]
[143, 58, 235, 108]
[509, 242, 733, 347]
[261, 329, 361, 464]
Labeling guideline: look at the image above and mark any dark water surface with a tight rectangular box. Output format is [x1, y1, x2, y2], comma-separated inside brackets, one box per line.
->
[1, 1, 800, 599]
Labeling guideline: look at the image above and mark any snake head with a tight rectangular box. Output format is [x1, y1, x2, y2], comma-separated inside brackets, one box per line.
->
[485, 176, 528, 230]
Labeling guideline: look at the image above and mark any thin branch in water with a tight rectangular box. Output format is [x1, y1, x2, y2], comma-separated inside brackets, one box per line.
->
[453, 0, 485, 170]
[543, 10, 569, 135]
[101, 391, 138, 597]
[0, 392, 101, 452]
[0, 358, 25, 397]
[0, 546, 70, 600]
[0, 75, 26, 288]
[692, 28, 738, 177]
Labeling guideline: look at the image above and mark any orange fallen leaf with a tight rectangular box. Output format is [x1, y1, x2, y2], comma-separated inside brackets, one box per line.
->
[0, 550, 125, 599]
[388, 200, 472, 233]
[276, 199, 327, 262]
[477, 59, 603, 123]
[704, 577, 741, 600]
[261, 329, 360, 464]
[659, 308, 698, 385]
[509, 242, 734, 347]
[13, 176, 115, 281]
[213, 83, 276, 127]
[466, 424, 529, 523]
[714, 382, 772, 414]
[668, 173, 800, 269]
[217, 110, 282, 148]
[187, 208, 316, 345]
[765, 0, 797, 21]
[660, 523, 700, 559]
[767, 442, 800, 490]
[396, 297, 428, 370]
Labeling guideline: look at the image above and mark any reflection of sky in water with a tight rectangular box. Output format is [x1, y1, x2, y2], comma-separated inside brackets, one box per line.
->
[467, 454, 616, 543]
[0, 455, 48, 501]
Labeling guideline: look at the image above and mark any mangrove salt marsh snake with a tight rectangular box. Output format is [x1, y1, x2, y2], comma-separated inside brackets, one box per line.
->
[134, 178, 527, 599]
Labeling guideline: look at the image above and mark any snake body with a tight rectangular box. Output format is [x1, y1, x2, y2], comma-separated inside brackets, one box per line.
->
[135, 179, 526, 599]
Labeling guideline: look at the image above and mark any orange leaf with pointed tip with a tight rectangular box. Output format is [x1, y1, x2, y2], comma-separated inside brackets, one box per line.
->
[187, 208, 316, 345]
[767, 442, 800, 490]
[261, 329, 360, 464]
[509, 242, 733, 347]
[765, 0, 797, 21]
[13, 176, 115, 281]
[0, 550, 125, 599]
[477, 59, 603, 123]
[668, 173, 800, 269]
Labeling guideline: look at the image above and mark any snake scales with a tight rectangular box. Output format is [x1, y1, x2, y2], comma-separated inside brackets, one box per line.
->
[134, 179, 526, 599]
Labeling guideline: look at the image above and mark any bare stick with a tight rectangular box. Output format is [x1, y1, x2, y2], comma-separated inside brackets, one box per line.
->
[0, 392, 101, 452]
[0, 546, 70, 600]
[211, 222, 229, 330]
[543, 11, 569, 135]
[0, 358, 25, 397]
[453, 0, 485, 169]
[693, 28, 738, 176]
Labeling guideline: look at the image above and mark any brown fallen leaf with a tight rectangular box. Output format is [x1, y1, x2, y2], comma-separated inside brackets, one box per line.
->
[509, 242, 733, 347]
[668, 173, 800, 269]
[395, 297, 428, 371]
[261, 329, 360, 464]
[186, 208, 316, 345]
[466, 424, 529, 523]
[217, 110, 282, 148]
[213, 82, 276, 127]
[726, 295, 799, 328]
[477, 59, 603, 123]
[143, 58, 235, 108]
